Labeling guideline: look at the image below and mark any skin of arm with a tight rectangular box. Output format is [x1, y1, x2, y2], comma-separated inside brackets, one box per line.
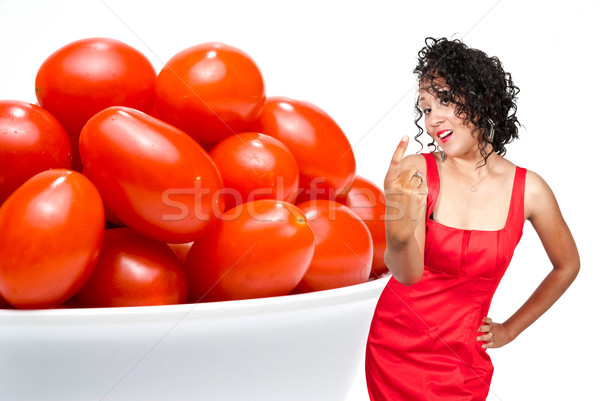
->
[478, 170, 580, 348]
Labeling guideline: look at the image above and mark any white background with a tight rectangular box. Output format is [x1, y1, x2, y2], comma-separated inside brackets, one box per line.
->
[1, 1, 598, 400]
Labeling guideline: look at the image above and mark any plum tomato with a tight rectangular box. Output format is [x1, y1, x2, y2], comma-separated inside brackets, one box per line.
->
[0, 100, 71, 204]
[80, 106, 224, 244]
[154, 42, 266, 149]
[185, 199, 315, 302]
[82, 166, 125, 227]
[0, 169, 105, 309]
[294, 200, 372, 293]
[253, 97, 356, 202]
[209, 132, 299, 211]
[35, 37, 156, 170]
[337, 176, 388, 277]
[75, 227, 188, 307]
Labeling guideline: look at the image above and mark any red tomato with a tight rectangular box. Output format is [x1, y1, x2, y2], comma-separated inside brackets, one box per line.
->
[337, 176, 388, 277]
[294, 200, 372, 293]
[209, 132, 299, 211]
[0, 169, 105, 309]
[35, 37, 156, 170]
[168, 242, 194, 263]
[82, 168, 124, 227]
[185, 200, 315, 302]
[253, 97, 356, 202]
[155, 42, 266, 149]
[0, 100, 71, 203]
[75, 228, 188, 307]
[80, 106, 224, 244]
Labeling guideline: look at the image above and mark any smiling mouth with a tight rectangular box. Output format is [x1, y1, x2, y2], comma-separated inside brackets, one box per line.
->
[437, 130, 453, 143]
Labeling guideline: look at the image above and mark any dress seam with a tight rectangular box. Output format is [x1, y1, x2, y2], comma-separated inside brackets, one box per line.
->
[463, 300, 481, 367]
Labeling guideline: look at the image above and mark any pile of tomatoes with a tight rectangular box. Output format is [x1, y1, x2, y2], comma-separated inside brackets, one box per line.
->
[0, 38, 387, 310]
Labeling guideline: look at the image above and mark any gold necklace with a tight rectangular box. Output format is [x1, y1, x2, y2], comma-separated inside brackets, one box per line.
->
[451, 156, 497, 192]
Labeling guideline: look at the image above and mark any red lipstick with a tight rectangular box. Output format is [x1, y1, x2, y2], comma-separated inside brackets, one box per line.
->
[437, 129, 453, 143]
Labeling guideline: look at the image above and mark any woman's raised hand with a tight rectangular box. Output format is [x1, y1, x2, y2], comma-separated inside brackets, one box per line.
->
[383, 136, 428, 245]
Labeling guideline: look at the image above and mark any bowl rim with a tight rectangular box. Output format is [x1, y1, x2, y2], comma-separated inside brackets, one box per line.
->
[0, 274, 391, 324]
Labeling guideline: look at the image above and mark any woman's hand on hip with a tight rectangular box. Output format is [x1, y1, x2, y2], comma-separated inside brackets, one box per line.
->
[477, 317, 514, 349]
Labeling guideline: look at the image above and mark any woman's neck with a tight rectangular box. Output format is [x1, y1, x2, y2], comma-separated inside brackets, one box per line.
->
[445, 146, 497, 179]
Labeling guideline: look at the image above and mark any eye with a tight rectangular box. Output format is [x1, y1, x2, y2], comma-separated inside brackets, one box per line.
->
[437, 90, 451, 106]
[422, 107, 431, 115]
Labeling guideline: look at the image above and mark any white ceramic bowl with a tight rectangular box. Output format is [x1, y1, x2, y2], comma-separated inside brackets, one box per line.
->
[0, 275, 389, 401]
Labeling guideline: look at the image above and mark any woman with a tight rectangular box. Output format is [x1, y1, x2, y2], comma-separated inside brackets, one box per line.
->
[365, 37, 580, 400]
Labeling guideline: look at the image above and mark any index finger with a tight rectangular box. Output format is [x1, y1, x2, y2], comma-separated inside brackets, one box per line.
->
[390, 136, 409, 164]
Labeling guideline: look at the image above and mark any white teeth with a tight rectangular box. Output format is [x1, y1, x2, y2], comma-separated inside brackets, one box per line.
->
[440, 130, 453, 138]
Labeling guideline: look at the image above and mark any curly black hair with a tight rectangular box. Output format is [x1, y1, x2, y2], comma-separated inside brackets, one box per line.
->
[413, 37, 521, 164]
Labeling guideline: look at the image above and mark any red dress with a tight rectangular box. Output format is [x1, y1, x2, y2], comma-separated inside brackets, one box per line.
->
[365, 153, 526, 400]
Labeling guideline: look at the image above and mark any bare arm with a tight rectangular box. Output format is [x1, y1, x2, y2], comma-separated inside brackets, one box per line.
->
[383, 137, 427, 285]
[384, 222, 426, 285]
[478, 170, 580, 348]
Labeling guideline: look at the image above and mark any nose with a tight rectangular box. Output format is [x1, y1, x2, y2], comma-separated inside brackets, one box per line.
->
[428, 108, 445, 127]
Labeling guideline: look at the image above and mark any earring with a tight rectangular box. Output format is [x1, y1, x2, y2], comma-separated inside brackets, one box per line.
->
[487, 118, 495, 144]
[429, 142, 446, 163]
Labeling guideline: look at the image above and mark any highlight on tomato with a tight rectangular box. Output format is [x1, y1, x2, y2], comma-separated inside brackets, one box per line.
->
[35, 37, 156, 170]
[0, 100, 71, 204]
[185, 199, 315, 302]
[209, 132, 299, 211]
[155, 42, 266, 149]
[0, 169, 105, 309]
[79, 106, 224, 244]
[294, 199, 372, 293]
[75, 227, 188, 308]
[253, 96, 356, 202]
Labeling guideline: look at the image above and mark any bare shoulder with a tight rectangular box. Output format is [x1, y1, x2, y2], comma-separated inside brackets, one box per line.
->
[525, 170, 554, 199]
[523, 169, 559, 221]
[399, 152, 428, 172]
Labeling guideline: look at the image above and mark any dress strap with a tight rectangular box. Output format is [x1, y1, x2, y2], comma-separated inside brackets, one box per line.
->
[506, 166, 527, 229]
[423, 153, 440, 218]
